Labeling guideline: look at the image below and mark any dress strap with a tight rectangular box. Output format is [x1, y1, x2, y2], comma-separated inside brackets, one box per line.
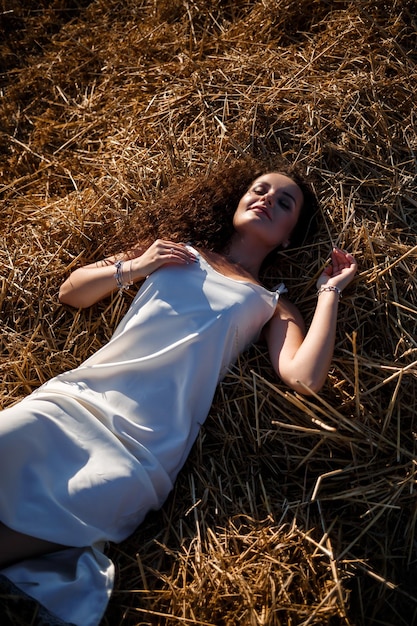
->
[272, 282, 288, 295]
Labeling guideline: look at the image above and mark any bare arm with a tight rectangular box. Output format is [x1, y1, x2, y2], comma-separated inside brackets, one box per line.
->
[59, 240, 197, 308]
[264, 248, 358, 395]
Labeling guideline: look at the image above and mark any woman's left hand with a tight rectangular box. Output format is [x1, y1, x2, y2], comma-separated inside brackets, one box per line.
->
[316, 247, 358, 292]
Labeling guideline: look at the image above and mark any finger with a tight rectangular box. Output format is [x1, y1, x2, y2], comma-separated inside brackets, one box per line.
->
[322, 265, 333, 276]
[332, 247, 349, 264]
[165, 244, 197, 264]
[171, 246, 197, 262]
[330, 257, 345, 274]
[345, 252, 358, 266]
[333, 248, 356, 265]
[332, 248, 354, 271]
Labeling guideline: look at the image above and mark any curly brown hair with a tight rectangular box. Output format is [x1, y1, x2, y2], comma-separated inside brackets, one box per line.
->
[116, 156, 318, 255]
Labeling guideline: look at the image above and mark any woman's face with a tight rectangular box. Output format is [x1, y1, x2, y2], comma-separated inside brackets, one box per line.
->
[233, 172, 303, 249]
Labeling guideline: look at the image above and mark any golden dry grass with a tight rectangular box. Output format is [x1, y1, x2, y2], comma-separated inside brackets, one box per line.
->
[1, 1, 417, 624]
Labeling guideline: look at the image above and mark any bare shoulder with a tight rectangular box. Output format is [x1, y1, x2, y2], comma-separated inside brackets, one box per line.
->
[271, 296, 305, 327]
[259, 296, 305, 345]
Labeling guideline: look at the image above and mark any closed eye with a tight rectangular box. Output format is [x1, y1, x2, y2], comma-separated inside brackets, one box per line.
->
[279, 198, 292, 211]
[252, 185, 268, 195]
[279, 192, 297, 211]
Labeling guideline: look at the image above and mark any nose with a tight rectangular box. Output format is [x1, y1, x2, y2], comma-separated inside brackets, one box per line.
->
[263, 191, 274, 206]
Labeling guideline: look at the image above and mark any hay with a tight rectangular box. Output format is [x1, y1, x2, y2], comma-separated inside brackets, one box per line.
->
[1, 0, 416, 624]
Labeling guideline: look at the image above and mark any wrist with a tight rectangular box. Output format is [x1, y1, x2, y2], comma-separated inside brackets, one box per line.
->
[114, 259, 134, 290]
[316, 285, 342, 300]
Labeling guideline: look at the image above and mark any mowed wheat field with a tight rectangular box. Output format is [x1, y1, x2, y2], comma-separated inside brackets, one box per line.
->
[1, 1, 417, 624]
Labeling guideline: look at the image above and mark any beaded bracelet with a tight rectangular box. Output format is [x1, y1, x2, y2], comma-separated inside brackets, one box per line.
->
[114, 260, 133, 291]
[317, 285, 342, 299]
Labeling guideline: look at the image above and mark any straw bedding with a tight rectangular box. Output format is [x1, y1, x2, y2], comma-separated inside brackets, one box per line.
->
[1, 0, 416, 624]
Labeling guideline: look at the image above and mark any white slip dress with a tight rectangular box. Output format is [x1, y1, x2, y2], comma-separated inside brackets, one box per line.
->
[0, 246, 286, 625]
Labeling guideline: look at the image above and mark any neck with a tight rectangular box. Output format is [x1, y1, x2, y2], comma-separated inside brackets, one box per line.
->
[224, 234, 273, 279]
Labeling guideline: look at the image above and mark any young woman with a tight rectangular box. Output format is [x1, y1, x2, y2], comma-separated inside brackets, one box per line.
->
[0, 160, 357, 625]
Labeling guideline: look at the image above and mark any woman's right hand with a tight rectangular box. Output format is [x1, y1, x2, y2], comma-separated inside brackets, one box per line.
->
[58, 240, 197, 309]
[130, 240, 197, 279]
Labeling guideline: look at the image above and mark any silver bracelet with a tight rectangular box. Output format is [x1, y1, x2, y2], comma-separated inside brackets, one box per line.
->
[317, 285, 342, 299]
[114, 260, 133, 291]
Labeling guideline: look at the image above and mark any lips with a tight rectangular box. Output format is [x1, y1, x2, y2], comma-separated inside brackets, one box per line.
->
[249, 203, 272, 220]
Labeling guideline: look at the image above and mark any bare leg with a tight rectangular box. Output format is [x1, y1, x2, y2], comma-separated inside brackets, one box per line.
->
[0, 522, 66, 568]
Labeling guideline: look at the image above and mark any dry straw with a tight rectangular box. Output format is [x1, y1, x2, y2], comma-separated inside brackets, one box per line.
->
[1, 0, 417, 624]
